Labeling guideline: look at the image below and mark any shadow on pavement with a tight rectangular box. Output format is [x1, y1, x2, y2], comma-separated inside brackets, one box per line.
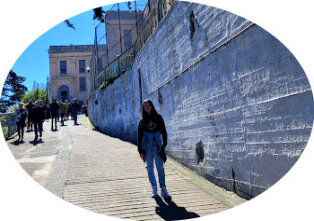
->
[29, 139, 45, 146]
[154, 196, 200, 221]
[10, 139, 22, 146]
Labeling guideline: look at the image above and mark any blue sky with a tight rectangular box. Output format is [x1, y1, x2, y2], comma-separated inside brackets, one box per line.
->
[11, 9, 96, 91]
[10, 1, 147, 91]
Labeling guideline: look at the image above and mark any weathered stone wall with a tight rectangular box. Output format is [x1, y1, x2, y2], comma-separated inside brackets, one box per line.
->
[88, 1, 314, 199]
[88, 63, 141, 143]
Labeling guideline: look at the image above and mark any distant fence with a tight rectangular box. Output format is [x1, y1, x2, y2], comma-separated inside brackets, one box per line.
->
[92, 0, 176, 90]
[0, 112, 17, 140]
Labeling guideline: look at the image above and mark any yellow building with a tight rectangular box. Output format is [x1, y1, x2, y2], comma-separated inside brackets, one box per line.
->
[48, 45, 93, 103]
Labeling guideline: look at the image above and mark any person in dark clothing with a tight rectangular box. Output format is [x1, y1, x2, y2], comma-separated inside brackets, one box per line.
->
[137, 99, 171, 199]
[31, 100, 45, 141]
[25, 100, 34, 131]
[15, 103, 28, 141]
[45, 106, 51, 119]
[50, 99, 59, 130]
[71, 98, 80, 125]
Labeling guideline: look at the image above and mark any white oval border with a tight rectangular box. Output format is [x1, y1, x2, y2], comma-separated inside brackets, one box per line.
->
[0, 0, 313, 221]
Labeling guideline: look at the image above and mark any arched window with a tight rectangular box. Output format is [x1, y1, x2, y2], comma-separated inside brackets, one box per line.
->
[57, 85, 70, 101]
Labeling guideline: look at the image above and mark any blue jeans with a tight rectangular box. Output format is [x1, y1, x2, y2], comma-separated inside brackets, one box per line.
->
[72, 111, 78, 123]
[144, 133, 166, 188]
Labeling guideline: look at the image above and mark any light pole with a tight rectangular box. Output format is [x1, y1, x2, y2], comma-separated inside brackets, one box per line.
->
[86, 66, 90, 73]
[86, 66, 91, 98]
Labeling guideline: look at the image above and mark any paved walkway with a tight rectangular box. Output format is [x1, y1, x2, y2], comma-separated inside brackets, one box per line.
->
[7, 115, 245, 220]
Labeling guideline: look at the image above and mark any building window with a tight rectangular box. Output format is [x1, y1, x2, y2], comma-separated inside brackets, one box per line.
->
[79, 60, 86, 73]
[97, 59, 103, 72]
[79, 77, 86, 91]
[123, 29, 132, 49]
[60, 61, 67, 74]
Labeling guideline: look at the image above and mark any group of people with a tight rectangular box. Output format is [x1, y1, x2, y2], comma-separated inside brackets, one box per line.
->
[14, 98, 81, 142]
[15, 97, 171, 199]
[15, 100, 46, 142]
[49, 98, 80, 130]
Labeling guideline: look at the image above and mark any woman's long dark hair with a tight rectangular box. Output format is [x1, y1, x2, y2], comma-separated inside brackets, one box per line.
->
[141, 99, 159, 124]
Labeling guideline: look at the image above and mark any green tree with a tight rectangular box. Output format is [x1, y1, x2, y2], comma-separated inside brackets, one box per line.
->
[0, 70, 28, 113]
[22, 85, 48, 105]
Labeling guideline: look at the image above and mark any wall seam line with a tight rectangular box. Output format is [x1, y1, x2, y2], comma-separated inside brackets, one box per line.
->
[147, 22, 256, 95]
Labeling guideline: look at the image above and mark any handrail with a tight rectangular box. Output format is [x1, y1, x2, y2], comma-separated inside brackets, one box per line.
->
[0, 112, 17, 139]
[93, 0, 176, 90]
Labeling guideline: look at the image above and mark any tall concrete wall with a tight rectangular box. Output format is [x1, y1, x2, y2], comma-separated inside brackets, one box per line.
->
[88, 1, 314, 199]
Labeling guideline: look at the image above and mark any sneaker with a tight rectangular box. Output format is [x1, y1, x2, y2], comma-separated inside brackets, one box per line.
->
[151, 186, 158, 198]
[161, 187, 171, 199]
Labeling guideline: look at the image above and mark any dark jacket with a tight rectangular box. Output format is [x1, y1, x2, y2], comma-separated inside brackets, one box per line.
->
[50, 102, 59, 114]
[25, 103, 34, 118]
[71, 101, 80, 112]
[31, 106, 45, 121]
[25, 103, 34, 112]
[138, 114, 167, 158]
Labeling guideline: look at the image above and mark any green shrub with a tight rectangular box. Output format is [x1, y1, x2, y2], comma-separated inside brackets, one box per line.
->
[99, 73, 120, 90]
[2, 126, 8, 139]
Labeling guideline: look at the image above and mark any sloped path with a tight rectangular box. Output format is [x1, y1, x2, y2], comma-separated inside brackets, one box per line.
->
[7, 115, 245, 220]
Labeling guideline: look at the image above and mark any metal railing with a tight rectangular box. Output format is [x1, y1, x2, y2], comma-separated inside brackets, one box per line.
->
[93, 0, 176, 90]
[95, 44, 136, 88]
[0, 112, 17, 140]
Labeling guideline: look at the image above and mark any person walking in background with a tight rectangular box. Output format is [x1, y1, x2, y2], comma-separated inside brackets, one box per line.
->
[57, 100, 61, 122]
[25, 100, 34, 131]
[137, 99, 171, 199]
[71, 98, 80, 125]
[15, 103, 28, 141]
[31, 100, 45, 141]
[68, 101, 73, 120]
[45, 105, 51, 120]
[50, 99, 59, 130]
[42, 102, 49, 120]
[82, 101, 88, 116]
[59, 100, 67, 126]
[65, 100, 69, 120]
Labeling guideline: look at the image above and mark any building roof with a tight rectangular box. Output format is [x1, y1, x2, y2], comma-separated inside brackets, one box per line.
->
[49, 45, 95, 53]
[105, 10, 143, 20]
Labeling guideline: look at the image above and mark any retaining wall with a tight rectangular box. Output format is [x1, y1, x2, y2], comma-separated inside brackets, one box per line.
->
[88, 1, 314, 199]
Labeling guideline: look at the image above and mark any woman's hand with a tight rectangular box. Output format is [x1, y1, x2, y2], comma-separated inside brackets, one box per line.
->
[140, 153, 145, 161]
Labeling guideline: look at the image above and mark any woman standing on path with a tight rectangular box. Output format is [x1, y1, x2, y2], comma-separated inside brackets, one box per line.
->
[138, 99, 171, 199]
